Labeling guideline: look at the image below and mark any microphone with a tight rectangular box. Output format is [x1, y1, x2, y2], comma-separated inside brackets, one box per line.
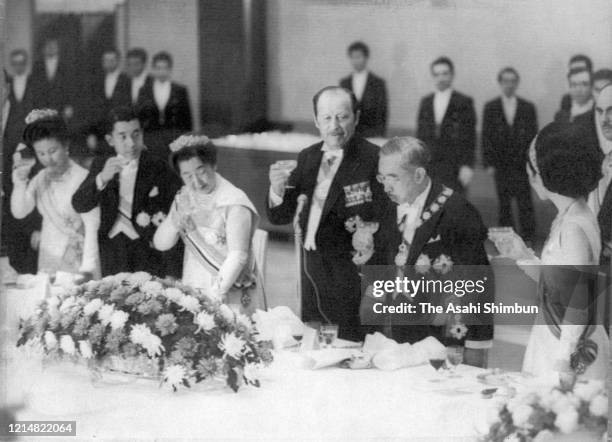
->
[293, 194, 308, 231]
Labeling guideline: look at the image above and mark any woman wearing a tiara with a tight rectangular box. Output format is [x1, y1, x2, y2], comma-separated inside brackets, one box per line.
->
[11, 109, 101, 278]
[153, 135, 263, 313]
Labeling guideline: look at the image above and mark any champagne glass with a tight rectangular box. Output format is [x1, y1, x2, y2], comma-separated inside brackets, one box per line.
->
[291, 323, 304, 351]
[446, 345, 464, 377]
[274, 159, 297, 189]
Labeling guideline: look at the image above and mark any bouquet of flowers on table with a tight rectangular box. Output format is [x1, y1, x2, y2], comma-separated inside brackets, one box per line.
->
[17, 272, 273, 392]
[481, 380, 608, 441]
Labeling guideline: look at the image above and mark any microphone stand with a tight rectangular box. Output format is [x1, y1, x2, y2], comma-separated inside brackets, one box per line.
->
[293, 196, 306, 319]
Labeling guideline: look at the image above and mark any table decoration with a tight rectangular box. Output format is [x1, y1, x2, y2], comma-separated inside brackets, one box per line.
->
[16, 272, 273, 392]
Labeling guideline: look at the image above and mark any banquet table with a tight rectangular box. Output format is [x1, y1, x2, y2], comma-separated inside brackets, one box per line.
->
[1, 286, 497, 441]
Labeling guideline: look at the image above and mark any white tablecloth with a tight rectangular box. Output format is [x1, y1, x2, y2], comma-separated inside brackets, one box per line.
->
[2, 286, 495, 440]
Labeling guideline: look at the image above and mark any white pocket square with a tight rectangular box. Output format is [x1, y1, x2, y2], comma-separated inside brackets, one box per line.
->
[148, 186, 160, 197]
[427, 235, 441, 243]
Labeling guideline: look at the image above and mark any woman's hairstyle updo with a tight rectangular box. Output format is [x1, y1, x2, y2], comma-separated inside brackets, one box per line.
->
[22, 110, 69, 149]
[169, 135, 217, 175]
[533, 122, 601, 199]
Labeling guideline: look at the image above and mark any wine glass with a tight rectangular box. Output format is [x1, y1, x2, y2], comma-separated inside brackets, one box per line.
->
[446, 345, 464, 377]
[274, 160, 297, 189]
[291, 323, 304, 351]
[429, 356, 446, 382]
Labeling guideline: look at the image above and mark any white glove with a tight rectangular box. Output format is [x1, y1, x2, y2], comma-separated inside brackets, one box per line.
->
[458, 166, 474, 187]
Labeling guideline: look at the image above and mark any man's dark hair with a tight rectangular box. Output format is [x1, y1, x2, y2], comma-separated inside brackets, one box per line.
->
[431, 56, 454, 75]
[10, 49, 28, 61]
[102, 47, 121, 58]
[106, 106, 141, 134]
[152, 51, 173, 68]
[312, 86, 358, 117]
[126, 47, 148, 64]
[497, 67, 520, 83]
[347, 41, 369, 58]
[569, 54, 593, 72]
[534, 123, 600, 198]
[170, 142, 217, 174]
[567, 67, 592, 83]
[593, 69, 612, 85]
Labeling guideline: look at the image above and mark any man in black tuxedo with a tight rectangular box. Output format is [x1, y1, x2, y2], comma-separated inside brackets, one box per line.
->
[417, 57, 476, 193]
[30, 38, 74, 121]
[90, 48, 131, 132]
[588, 85, 612, 263]
[266, 86, 387, 341]
[137, 51, 192, 159]
[72, 106, 182, 277]
[559, 54, 593, 113]
[555, 68, 593, 123]
[339, 41, 388, 137]
[362, 137, 493, 367]
[1, 50, 41, 274]
[482, 67, 538, 241]
[126, 48, 151, 106]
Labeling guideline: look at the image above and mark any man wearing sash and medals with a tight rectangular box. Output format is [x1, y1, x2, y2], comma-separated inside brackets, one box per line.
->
[153, 135, 263, 314]
[11, 109, 100, 277]
[361, 137, 493, 367]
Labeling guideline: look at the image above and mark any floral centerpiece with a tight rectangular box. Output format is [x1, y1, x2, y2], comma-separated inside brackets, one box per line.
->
[481, 380, 608, 441]
[17, 272, 273, 392]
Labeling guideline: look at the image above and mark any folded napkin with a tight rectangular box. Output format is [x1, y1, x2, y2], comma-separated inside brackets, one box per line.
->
[362, 333, 446, 371]
[301, 348, 359, 370]
[253, 306, 304, 348]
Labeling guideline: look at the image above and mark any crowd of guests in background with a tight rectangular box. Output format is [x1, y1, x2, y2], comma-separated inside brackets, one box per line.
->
[2, 39, 193, 275]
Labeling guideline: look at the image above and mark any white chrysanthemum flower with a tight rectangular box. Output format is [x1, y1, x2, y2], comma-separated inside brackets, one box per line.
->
[83, 299, 103, 316]
[589, 394, 608, 417]
[550, 392, 576, 415]
[449, 323, 468, 340]
[164, 364, 187, 389]
[236, 314, 252, 331]
[59, 296, 77, 312]
[194, 312, 216, 332]
[59, 335, 76, 355]
[414, 254, 431, 274]
[505, 433, 521, 442]
[110, 310, 130, 331]
[533, 430, 554, 442]
[130, 324, 163, 357]
[219, 304, 235, 323]
[142, 280, 163, 296]
[98, 304, 115, 326]
[113, 272, 131, 284]
[219, 333, 246, 358]
[84, 280, 100, 292]
[164, 288, 184, 303]
[46, 295, 61, 310]
[79, 340, 93, 359]
[127, 271, 152, 287]
[136, 212, 151, 227]
[574, 380, 604, 402]
[511, 404, 532, 427]
[44, 331, 57, 349]
[554, 408, 579, 434]
[178, 295, 200, 313]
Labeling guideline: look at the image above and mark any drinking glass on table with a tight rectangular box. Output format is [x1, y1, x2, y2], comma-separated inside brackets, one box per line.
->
[446, 345, 464, 377]
[291, 323, 304, 351]
[319, 324, 338, 349]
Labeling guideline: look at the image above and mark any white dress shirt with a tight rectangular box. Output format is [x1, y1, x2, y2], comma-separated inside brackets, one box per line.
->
[153, 80, 171, 112]
[104, 70, 120, 99]
[433, 88, 452, 126]
[268, 145, 344, 250]
[351, 70, 368, 102]
[45, 56, 59, 81]
[131, 72, 148, 104]
[12, 74, 27, 102]
[96, 158, 140, 240]
[570, 98, 593, 121]
[396, 180, 431, 244]
[501, 95, 517, 126]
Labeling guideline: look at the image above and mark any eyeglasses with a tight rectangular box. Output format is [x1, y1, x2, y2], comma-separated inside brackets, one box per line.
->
[376, 174, 400, 184]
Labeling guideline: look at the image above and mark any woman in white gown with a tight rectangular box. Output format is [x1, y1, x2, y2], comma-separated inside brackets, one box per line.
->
[10, 109, 100, 278]
[517, 123, 609, 380]
[153, 135, 263, 313]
